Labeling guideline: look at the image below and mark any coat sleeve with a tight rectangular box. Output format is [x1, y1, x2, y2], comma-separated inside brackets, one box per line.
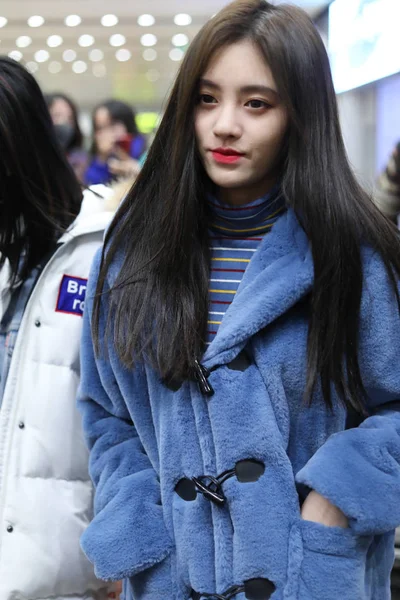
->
[296, 250, 400, 536]
[77, 249, 174, 583]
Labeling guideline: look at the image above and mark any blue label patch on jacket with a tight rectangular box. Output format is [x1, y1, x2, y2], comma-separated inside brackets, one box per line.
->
[56, 275, 87, 316]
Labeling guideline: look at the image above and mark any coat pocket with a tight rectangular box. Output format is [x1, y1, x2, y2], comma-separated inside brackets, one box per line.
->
[284, 519, 372, 600]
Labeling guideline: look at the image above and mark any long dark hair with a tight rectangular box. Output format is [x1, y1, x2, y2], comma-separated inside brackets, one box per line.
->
[91, 99, 139, 155]
[94, 0, 400, 411]
[0, 57, 82, 284]
[46, 92, 84, 151]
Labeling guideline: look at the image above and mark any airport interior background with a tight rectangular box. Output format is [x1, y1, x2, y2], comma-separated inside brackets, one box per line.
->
[1, 0, 400, 596]
[1, 0, 400, 191]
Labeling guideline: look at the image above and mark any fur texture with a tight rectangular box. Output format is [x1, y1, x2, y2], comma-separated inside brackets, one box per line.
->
[78, 209, 400, 599]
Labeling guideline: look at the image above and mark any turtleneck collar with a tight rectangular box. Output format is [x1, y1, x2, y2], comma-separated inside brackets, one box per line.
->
[208, 185, 286, 237]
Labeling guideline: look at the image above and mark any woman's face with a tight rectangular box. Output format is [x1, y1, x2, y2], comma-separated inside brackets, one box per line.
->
[195, 40, 288, 206]
[94, 107, 127, 139]
[49, 98, 74, 126]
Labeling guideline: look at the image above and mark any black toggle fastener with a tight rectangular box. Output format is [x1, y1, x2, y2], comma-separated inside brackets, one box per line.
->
[192, 578, 276, 600]
[175, 459, 265, 505]
[194, 360, 214, 396]
[192, 584, 244, 599]
[191, 473, 233, 505]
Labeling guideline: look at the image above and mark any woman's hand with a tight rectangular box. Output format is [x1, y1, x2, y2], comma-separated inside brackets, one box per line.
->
[107, 581, 123, 599]
[301, 490, 349, 528]
[108, 156, 141, 179]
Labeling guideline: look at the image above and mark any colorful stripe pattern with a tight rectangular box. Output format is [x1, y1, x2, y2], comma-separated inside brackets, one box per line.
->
[207, 188, 285, 344]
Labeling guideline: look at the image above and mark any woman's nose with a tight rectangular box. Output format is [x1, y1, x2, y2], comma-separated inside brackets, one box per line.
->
[212, 105, 242, 139]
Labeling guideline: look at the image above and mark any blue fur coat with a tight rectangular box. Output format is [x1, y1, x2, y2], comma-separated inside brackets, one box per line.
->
[78, 208, 400, 600]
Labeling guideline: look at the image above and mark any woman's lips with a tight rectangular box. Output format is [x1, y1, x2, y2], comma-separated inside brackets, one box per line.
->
[211, 150, 244, 164]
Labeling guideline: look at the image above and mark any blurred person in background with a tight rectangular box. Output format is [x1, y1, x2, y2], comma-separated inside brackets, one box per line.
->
[375, 141, 400, 225]
[78, 1, 400, 599]
[46, 92, 89, 184]
[85, 99, 146, 186]
[0, 57, 116, 600]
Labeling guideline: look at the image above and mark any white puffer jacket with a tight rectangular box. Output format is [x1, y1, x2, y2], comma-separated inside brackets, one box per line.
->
[0, 186, 114, 600]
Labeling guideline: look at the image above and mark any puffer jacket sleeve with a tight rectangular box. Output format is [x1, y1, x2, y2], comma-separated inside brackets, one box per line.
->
[77, 249, 174, 585]
[296, 250, 400, 536]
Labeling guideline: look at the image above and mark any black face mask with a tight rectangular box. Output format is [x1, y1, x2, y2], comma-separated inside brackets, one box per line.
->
[53, 123, 75, 150]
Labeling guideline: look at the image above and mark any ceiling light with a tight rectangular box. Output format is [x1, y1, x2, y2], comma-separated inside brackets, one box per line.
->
[47, 35, 63, 48]
[78, 34, 95, 47]
[172, 33, 189, 47]
[109, 34, 126, 47]
[35, 49, 50, 63]
[169, 48, 184, 62]
[93, 63, 107, 78]
[65, 15, 81, 27]
[146, 69, 160, 82]
[116, 49, 131, 62]
[26, 61, 39, 73]
[138, 14, 155, 27]
[140, 33, 157, 47]
[16, 36, 32, 48]
[89, 49, 104, 62]
[143, 48, 157, 61]
[63, 49, 77, 62]
[0, 17, 8, 28]
[28, 16, 45, 28]
[8, 50, 23, 62]
[49, 61, 62, 74]
[72, 60, 87, 74]
[174, 14, 192, 26]
[101, 14, 118, 27]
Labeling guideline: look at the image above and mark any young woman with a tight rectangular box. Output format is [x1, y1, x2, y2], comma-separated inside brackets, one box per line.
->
[0, 57, 114, 599]
[78, 2, 400, 599]
[46, 92, 89, 184]
[85, 100, 146, 186]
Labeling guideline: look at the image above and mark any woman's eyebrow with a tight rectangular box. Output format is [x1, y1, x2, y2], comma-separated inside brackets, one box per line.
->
[240, 84, 279, 99]
[199, 78, 220, 90]
[199, 78, 279, 99]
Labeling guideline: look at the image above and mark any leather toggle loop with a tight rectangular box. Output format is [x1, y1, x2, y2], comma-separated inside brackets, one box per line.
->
[244, 578, 276, 599]
[235, 459, 265, 483]
[175, 478, 197, 502]
[227, 349, 251, 372]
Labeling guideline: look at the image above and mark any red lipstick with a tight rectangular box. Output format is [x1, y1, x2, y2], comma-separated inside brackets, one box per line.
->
[211, 147, 244, 164]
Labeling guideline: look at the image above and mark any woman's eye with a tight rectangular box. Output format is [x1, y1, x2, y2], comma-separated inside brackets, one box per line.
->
[246, 99, 270, 109]
[200, 94, 217, 105]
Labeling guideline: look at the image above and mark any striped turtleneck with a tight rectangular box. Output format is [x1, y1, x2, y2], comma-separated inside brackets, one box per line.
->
[207, 187, 285, 345]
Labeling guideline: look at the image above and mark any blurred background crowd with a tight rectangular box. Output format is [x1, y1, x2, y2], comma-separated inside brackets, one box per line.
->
[0, 0, 399, 212]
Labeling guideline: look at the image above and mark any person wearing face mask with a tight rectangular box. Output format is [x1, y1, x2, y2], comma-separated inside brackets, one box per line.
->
[85, 99, 146, 186]
[46, 93, 89, 184]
